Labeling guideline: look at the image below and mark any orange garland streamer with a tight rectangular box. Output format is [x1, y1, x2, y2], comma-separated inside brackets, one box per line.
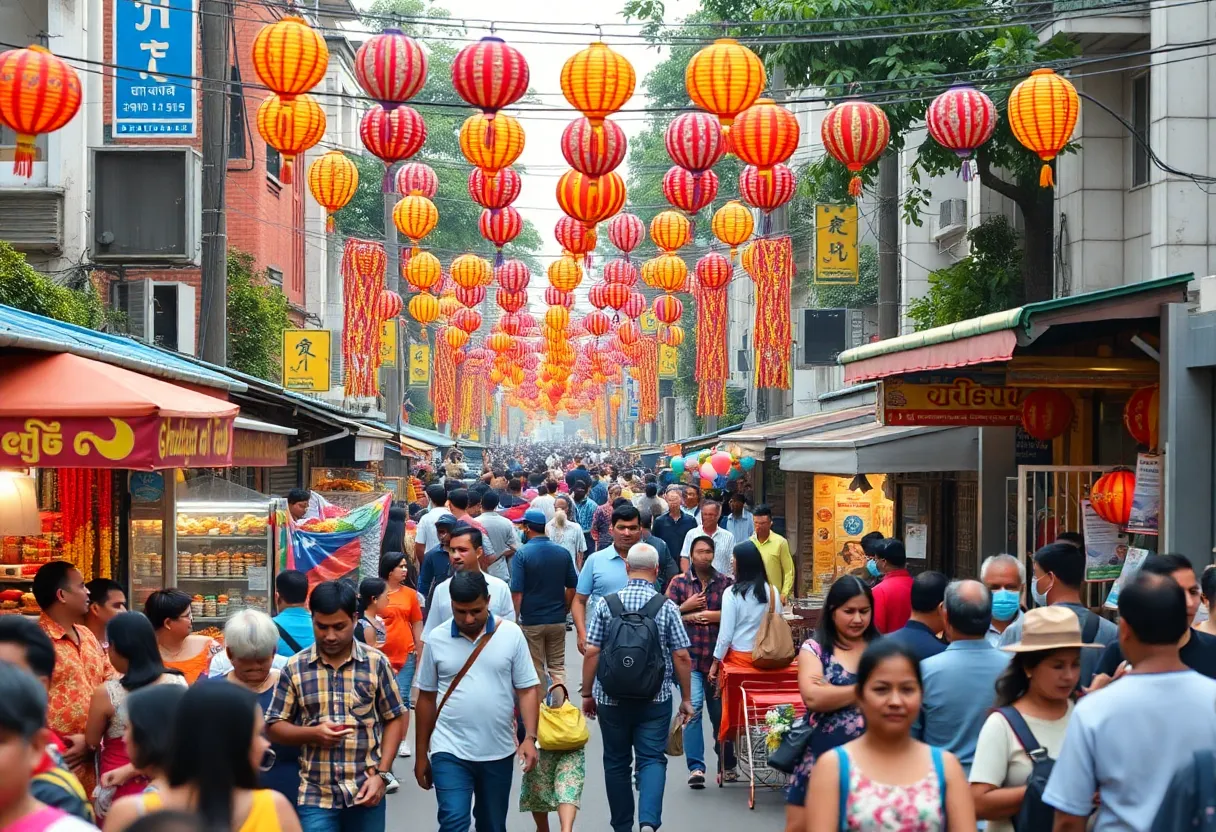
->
[694, 282, 728, 418]
[433, 335, 457, 426]
[638, 336, 660, 424]
[341, 239, 387, 397]
[751, 236, 793, 390]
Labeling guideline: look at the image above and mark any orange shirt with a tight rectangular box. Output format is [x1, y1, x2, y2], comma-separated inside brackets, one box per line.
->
[165, 637, 223, 684]
[39, 613, 114, 793]
[380, 586, 422, 670]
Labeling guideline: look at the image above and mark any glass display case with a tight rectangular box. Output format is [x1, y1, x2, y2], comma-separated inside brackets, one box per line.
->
[128, 471, 171, 613]
[174, 476, 272, 633]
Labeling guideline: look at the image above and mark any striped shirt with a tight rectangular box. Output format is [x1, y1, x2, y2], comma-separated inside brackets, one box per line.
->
[586, 578, 691, 707]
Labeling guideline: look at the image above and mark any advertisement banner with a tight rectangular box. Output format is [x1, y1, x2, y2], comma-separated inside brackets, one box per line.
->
[815, 204, 859, 284]
[0, 415, 233, 470]
[809, 474, 895, 593]
[639, 309, 659, 334]
[408, 344, 430, 386]
[113, 0, 197, 135]
[380, 320, 398, 369]
[1126, 453, 1161, 535]
[282, 330, 331, 392]
[1081, 498, 1130, 580]
[881, 372, 1022, 427]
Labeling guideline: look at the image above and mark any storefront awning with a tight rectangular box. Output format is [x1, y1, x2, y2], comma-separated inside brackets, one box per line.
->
[838, 273, 1194, 384]
[719, 406, 878, 457]
[232, 417, 297, 468]
[777, 422, 979, 475]
[0, 352, 238, 469]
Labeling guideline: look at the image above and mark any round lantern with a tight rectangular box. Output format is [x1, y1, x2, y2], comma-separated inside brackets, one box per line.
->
[354, 29, 427, 109]
[375, 290, 403, 321]
[1123, 385, 1160, 449]
[359, 105, 427, 189]
[496, 259, 530, 292]
[696, 252, 732, 290]
[396, 161, 438, 197]
[617, 320, 641, 345]
[732, 99, 800, 172]
[256, 94, 325, 184]
[393, 194, 438, 252]
[555, 170, 627, 227]
[497, 289, 527, 313]
[451, 307, 482, 334]
[926, 84, 997, 180]
[438, 294, 461, 318]
[545, 287, 574, 308]
[307, 150, 359, 232]
[251, 17, 328, 100]
[622, 292, 646, 319]
[561, 117, 627, 179]
[661, 325, 685, 347]
[1020, 389, 1073, 441]
[404, 251, 442, 291]
[547, 255, 583, 291]
[603, 281, 632, 311]
[479, 207, 523, 261]
[664, 111, 726, 173]
[821, 100, 891, 197]
[0, 46, 82, 177]
[452, 37, 530, 120]
[468, 167, 521, 210]
[555, 216, 597, 259]
[640, 258, 658, 289]
[739, 163, 795, 213]
[607, 213, 645, 255]
[604, 258, 638, 287]
[1090, 469, 1135, 527]
[587, 283, 609, 309]
[459, 113, 525, 177]
[560, 41, 636, 125]
[650, 211, 692, 252]
[584, 310, 612, 337]
[500, 313, 524, 335]
[445, 326, 470, 349]
[711, 200, 755, 260]
[685, 39, 765, 135]
[456, 285, 486, 308]
[487, 331, 513, 353]
[450, 253, 492, 289]
[408, 292, 440, 324]
[653, 294, 684, 325]
[741, 241, 758, 277]
[1008, 68, 1079, 188]
[651, 253, 688, 293]
[545, 306, 570, 331]
[663, 166, 719, 215]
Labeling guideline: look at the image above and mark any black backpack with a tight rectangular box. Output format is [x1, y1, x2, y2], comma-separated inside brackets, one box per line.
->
[998, 706, 1056, 832]
[596, 593, 668, 701]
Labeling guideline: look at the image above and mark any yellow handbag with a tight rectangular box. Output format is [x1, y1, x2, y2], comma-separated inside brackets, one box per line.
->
[537, 684, 590, 752]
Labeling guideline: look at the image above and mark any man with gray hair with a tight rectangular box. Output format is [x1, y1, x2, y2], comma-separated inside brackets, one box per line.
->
[980, 553, 1025, 645]
[915, 579, 1011, 775]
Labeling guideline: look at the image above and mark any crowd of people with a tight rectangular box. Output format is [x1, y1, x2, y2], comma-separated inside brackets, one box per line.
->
[7, 444, 1216, 832]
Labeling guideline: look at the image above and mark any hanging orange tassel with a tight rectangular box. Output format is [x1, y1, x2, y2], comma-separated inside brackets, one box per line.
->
[848, 175, 863, 197]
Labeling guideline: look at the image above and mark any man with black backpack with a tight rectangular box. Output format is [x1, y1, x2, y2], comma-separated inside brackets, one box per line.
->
[582, 543, 694, 832]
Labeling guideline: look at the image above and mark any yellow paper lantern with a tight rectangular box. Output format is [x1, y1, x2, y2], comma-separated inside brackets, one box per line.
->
[560, 41, 636, 126]
[408, 292, 440, 324]
[444, 326, 470, 349]
[545, 305, 570, 331]
[306, 150, 358, 232]
[404, 251, 442, 291]
[547, 255, 583, 291]
[255, 94, 325, 184]
[459, 113, 525, 177]
[685, 38, 766, 136]
[393, 195, 438, 252]
[651, 254, 688, 293]
[649, 211, 692, 253]
[1008, 68, 1080, 188]
[712, 200, 755, 260]
[251, 17, 328, 100]
[438, 294, 461, 319]
[451, 253, 492, 289]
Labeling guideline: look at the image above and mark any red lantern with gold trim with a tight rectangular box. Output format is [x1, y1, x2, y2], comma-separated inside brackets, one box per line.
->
[603, 281, 631, 311]
[495, 259, 530, 292]
[584, 310, 612, 337]
[561, 117, 627, 178]
[739, 163, 795, 213]
[1090, 469, 1135, 527]
[468, 167, 521, 209]
[696, 252, 732, 290]
[617, 319, 641, 346]
[545, 287, 574, 309]
[396, 161, 438, 197]
[622, 292, 646, 319]
[555, 217, 597, 259]
[1020, 389, 1073, 441]
[0, 46, 82, 177]
[375, 290, 403, 321]
[451, 307, 482, 334]
[821, 100, 891, 198]
[588, 283, 608, 309]
[607, 213, 644, 255]
[479, 207, 523, 263]
[359, 104, 426, 190]
[1123, 385, 1160, 449]
[664, 111, 726, 173]
[455, 285, 485, 308]
[497, 289, 527, 314]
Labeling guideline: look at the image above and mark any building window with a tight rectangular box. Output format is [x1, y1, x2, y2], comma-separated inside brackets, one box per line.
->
[267, 267, 283, 286]
[228, 66, 246, 159]
[1131, 73, 1150, 188]
[266, 145, 281, 181]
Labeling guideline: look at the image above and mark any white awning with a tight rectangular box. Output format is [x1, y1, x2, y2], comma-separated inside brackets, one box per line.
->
[777, 423, 978, 475]
[233, 416, 298, 436]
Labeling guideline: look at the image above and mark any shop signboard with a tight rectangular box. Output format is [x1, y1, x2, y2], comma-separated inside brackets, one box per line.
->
[880, 372, 1021, 426]
[815, 204, 859, 284]
[232, 429, 288, 468]
[409, 344, 430, 386]
[639, 310, 659, 334]
[379, 320, 398, 369]
[282, 330, 331, 392]
[658, 344, 678, 379]
[113, 0, 198, 136]
[808, 474, 895, 593]
[0, 414, 233, 470]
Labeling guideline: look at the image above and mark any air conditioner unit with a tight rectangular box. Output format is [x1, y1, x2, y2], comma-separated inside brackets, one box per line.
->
[91, 147, 201, 264]
[0, 189, 63, 253]
[111, 279, 197, 355]
[934, 198, 967, 241]
[801, 308, 847, 366]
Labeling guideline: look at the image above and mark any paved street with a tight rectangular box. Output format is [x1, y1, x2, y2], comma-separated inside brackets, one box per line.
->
[387, 628, 790, 830]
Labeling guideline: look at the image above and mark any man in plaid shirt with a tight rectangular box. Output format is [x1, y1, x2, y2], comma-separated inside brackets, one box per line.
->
[665, 533, 737, 788]
[267, 580, 407, 832]
[582, 543, 694, 832]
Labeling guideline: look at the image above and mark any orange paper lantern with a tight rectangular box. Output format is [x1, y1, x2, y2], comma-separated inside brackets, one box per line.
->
[251, 17, 328, 100]
[459, 113, 525, 177]
[1123, 385, 1160, 449]
[560, 42, 636, 126]
[711, 200, 754, 260]
[0, 46, 82, 177]
[1020, 389, 1073, 441]
[444, 326, 470, 349]
[1090, 469, 1135, 527]
[731, 98, 800, 172]
[821, 100, 891, 197]
[649, 211, 692, 253]
[661, 325, 685, 347]
[393, 194, 438, 251]
[404, 251, 442, 291]
[256, 93, 325, 184]
[545, 305, 570, 331]
[408, 292, 439, 324]
[307, 150, 359, 232]
[1008, 68, 1079, 188]
[555, 170, 627, 227]
[685, 38, 765, 136]
[450, 253, 491, 289]
[651, 254, 688, 293]
[548, 256, 583, 291]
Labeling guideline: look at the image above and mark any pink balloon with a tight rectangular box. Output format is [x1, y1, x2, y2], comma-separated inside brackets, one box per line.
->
[711, 451, 733, 475]
[700, 462, 718, 481]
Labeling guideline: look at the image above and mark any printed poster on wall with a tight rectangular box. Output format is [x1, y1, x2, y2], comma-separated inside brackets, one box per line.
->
[1081, 498, 1129, 580]
[113, 0, 198, 135]
[1126, 453, 1160, 535]
[809, 474, 895, 593]
[1104, 546, 1151, 610]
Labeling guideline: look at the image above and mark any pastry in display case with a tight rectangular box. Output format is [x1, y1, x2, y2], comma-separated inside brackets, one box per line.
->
[174, 475, 273, 630]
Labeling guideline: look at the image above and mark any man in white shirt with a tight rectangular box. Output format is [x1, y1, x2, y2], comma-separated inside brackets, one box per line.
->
[529, 481, 557, 522]
[414, 570, 540, 832]
[476, 491, 521, 583]
[679, 501, 735, 574]
[422, 524, 516, 643]
[413, 484, 450, 561]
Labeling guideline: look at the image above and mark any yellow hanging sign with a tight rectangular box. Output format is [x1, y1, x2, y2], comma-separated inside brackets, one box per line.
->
[639, 309, 659, 334]
[282, 329, 331, 392]
[658, 344, 678, 379]
[409, 344, 431, 386]
[380, 320, 398, 368]
[815, 204, 859, 285]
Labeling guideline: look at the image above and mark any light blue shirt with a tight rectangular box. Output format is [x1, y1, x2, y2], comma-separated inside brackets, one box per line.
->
[271, 606, 314, 657]
[723, 510, 754, 542]
[985, 609, 1023, 647]
[999, 602, 1116, 688]
[1043, 670, 1216, 830]
[575, 548, 629, 609]
[916, 639, 1011, 772]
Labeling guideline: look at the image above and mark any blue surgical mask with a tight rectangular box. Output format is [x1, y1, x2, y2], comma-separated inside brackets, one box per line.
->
[866, 559, 881, 578]
[991, 589, 1020, 621]
[1031, 574, 1053, 607]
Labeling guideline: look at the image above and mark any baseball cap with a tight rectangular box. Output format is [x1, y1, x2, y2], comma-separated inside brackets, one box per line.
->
[434, 513, 458, 529]
[518, 509, 548, 528]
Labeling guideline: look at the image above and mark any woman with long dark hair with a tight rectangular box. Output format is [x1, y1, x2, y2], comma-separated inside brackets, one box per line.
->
[784, 575, 880, 832]
[378, 552, 421, 759]
[86, 612, 187, 815]
[969, 606, 1093, 831]
[121, 684, 186, 793]
[102, 683, 300, 832]
[381, 503, 407, 558]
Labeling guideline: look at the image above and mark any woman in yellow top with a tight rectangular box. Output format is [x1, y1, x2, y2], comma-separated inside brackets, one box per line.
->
[102, 683, 300, 832]
[144, 590, 224, 684]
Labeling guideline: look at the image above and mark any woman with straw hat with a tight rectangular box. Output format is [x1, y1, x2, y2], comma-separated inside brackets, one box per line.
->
[969, 605, 1101, 831]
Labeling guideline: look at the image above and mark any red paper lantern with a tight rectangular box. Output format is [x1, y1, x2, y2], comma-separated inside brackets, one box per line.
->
[456, 285, 486, 308]
[555, 216, 597, 258]
[451, 307, 482, 334]
[359, 105, 427, 190]
[696, 252, 733, 290]
[653, 294, 684, 325]
[487, 331, 513, 353]
[617, 320, 641, 346]
[665, 111, 726, 173]
[354, 29, 428, 108]
[732, 98, 800, 171]
[561, 117, 627, 179]
[500, 313, 524, 335]
[621, 291, 646, 319]
[375, 290, 403, 321]
[1090, 469, 1135, 527]
[451, 37, 530, 119]
[468, 167, 521, 210]
[545, 286, 574, 308]
[497, 289, 527, 313]
[1123, 385, 1160, 449]
[1020, 389, 1073, 441]
[479, 207, 523, 256]
[604, 258, 639, 287]
[584, 310, 612, 337]
[663, 166, 719, 215]
[926, 84, 997, 180]
[661, 325, 685, 347]
[739, 163, 795, 213]
[588, 283, 609, 309]
[821, 100, 891, 197]
[495, 260, 530, 292]
[0, 46, 82, 177]
[603, 281, 632, 311]
[607, 213, 645, 255]
[395, 161, 438, 197]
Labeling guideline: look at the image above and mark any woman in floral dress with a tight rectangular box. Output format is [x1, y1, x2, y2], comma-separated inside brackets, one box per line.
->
[805, 640, 975, 831]
[785, 576, 880, 832]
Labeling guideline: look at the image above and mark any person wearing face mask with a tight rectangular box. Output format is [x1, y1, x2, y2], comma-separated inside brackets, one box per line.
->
[867, 538, 914, 634]
[998, 543, 1117, 690]
[980, 555, 1025, 646]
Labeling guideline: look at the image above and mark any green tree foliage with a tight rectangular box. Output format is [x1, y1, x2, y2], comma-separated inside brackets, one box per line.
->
[407, 392, 436, 430]
[906, 216, 1023, 330]
[0, 242, 105, 327]
[227, 250, 291, 381]
[333, 0, 543, 271]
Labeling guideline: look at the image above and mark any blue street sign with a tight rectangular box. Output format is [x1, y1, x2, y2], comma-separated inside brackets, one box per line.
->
[113, 0, 197, 136]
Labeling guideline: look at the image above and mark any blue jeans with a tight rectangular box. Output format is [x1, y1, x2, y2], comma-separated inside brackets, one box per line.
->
[431, 752, 515, 832]
[297, 802, 386, 832]
[598, 698, 671, 832]
[685, 670, 734, 773]
[396, 653, 416, 709]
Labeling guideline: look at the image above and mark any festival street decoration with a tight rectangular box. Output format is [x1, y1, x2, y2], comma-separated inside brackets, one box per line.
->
[746, 237, 794, 390]
[360, 104, 427, 190]
[925, 84, 997, 180]
[1008, 68, 1079, 188]
[341, 239, 387, 398]
[684, 38, 765, 137]
[256, 94, 325, 184]
[821, 100, 891, 197]
[307, 150, 359, 232]
[0, 46, 83, 177]
[354, 29, 428, 110]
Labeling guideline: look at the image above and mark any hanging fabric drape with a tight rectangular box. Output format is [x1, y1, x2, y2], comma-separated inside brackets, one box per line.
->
[695, 282, 728, 417]
[433, 334, 457, 426]
[638, 336, 660, 424]
[750, 236, 793, 390]
[341, 239, 387, 398]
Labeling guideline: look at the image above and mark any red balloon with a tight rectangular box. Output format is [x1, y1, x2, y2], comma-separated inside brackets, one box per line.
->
[468, 167, 521, 209]
[739, 163, 795, 213]
[495, 259, 530, 292]
[561, 117, 627, 178]
[607, 212, 644, 254]
[665, 111, 726, 173]
[604, 258, 639, 287]
[545, 287, 574, 308]
[663, 166, 719, 214]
